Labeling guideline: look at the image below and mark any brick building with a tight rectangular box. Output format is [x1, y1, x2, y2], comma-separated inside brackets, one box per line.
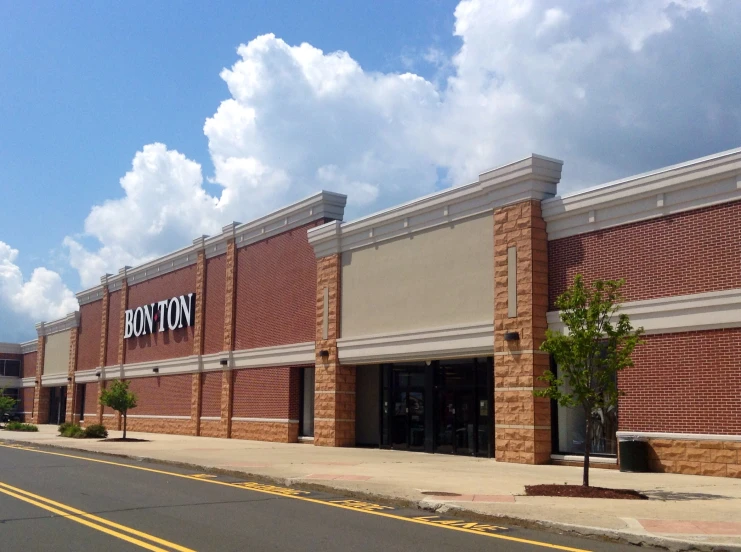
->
[1, 147, 739, 478]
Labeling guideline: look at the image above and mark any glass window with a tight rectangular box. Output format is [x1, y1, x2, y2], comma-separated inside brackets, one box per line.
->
[3, 360, 21, 377]
[555, 366, 618, 456]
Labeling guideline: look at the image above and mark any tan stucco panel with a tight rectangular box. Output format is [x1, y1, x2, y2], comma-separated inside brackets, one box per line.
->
[43, 330, 71, 375]
[341, 213, 494, 337]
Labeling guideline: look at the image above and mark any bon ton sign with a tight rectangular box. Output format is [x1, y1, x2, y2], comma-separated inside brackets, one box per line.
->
[124, 293, 195, 339]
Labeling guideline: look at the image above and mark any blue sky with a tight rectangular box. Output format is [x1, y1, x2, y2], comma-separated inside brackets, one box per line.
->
[1, 0, 740, 341]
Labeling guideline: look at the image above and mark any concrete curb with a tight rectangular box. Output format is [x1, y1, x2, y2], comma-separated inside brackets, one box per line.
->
[2, 437, 740, 552]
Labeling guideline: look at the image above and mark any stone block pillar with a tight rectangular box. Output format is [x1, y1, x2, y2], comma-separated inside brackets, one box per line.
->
[191, 238, 207, 436]
[31, 331, 47, 424]
[220, 228, 238, 439]
[314, 253, 356, 447]
[115, 268, 130, 431]
[494, 200, 552, 464]
[96, 275, 111, 425]
[65, 326, 79, 423]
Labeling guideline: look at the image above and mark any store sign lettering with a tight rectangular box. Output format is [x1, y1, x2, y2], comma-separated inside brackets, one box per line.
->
[124, 293, 195, 339]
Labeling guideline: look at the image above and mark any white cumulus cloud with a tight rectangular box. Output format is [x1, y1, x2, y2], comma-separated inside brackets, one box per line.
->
[4, 0, 732, 340]
[0, 241, 78, 341]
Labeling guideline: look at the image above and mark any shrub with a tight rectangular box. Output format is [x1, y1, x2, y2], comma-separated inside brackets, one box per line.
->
[58, 422, 73, 434]
[5, 422, 38, 432]
[61, 424, 85, 438]
[83, 424, 108, 439]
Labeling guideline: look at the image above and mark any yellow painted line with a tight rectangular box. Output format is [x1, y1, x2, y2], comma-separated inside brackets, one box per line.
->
[0, 483, 191, 552]
[0, 443, 591, 552]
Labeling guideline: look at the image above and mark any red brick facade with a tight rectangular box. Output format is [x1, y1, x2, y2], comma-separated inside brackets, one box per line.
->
[234, 222, 320, 350]
[200, 371, 222, 418]
[620, 328, 741, 434]
[125, 266, 197, 364]
[76, 301, 102, 372]
[106, 290, 121, 366]
[232, 367, 299, 419]
[203, 254, 227, 355]
[21, 387, 35, 416]
[126, 375, 191, 416]
[549, 200, 741, 308]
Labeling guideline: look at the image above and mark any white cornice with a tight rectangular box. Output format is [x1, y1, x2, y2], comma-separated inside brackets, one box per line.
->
[20, 340, 37, 354]
[0, 343, 21, 355]
[21, 377, 36, 388]
[617, 431, 741, 443]
[337, 322, 495, 365]
[75, 341, 316, 383]
[547, 288, 741, 336]
[543, 147, 741, 240]
[308, 154, 562, 258]
[41, 373, 70, 387]
[73, 191, 347, 300]
[36, 312, 79, 337]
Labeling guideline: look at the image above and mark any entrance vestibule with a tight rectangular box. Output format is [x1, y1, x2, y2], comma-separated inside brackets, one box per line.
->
[373, 358, 493, 457]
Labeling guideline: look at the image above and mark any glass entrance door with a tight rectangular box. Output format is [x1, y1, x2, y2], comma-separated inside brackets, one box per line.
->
[387, 364, 426, 451]
[48, 386, 67, 425]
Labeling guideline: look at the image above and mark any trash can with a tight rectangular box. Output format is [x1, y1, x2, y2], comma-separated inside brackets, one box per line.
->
[618, 435, 649, 473]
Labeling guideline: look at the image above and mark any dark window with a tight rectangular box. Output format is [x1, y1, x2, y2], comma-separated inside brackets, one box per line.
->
[0, 359, 21, 377]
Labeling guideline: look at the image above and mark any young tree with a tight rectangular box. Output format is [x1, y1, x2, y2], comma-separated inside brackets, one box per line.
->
[99, 380, 137, 439]
[536, 275, 643, 486]
[0, 389, 18, 425]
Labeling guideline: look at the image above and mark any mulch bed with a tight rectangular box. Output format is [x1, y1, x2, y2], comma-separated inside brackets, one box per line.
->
[525, 484, 648, 500]
[100, 438, 150, 443]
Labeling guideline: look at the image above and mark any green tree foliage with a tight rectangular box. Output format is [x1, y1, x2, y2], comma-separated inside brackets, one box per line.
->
[536, 275, 644, 486]
[0, 388, 18, 424]
[99, 380, 138, 439]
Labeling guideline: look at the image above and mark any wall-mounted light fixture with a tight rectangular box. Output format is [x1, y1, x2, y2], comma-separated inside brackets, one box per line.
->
[67, 376, 72, 382]
[503, 331, 520, 342]
[219, 358, 228, 367]
[34, 379, 39, 385]
[95, 371, 101, 378]
[152, 367, 159, 373]
[319, 349, 329, 358]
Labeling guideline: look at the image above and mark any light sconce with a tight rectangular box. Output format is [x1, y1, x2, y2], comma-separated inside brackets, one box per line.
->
[503, 331, 520, 342]
[219, 358, 228, 367]
[152, 367, 159, 373]
[95, 371, 101, 378]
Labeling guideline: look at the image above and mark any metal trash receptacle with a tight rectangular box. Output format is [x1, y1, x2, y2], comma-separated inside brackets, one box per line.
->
[618, 436, 649, 473]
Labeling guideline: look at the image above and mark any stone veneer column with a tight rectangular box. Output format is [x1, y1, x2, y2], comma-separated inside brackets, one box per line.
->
[65, 326, 79, 423]
[115, 270, 129, 431]
[314, 253, 356, 447]
[493, 200, 552, 464]
[220, 232, 238, 438]
[96, 276, 111, 425]
[31, 329, 47, 424]
[191, 239, 207, 436]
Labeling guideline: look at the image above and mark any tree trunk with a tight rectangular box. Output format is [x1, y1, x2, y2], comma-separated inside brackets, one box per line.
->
[583, 408, 591, 487]
[123, 411, 127, 440]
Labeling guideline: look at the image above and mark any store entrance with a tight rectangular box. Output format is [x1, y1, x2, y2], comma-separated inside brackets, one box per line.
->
[380, 358, 492, 457]
[48, 386, 67, 425]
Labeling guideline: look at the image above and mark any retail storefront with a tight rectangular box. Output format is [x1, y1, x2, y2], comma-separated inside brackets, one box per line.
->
[0, 147, 739, 477]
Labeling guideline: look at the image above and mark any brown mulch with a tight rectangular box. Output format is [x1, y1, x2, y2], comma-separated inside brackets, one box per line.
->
[100, 438, 151, 442]
[525, 484, 648, 500]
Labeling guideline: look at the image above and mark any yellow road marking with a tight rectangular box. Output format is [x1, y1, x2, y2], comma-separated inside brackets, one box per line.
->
[0, 443, 591, 552]
[0, 481, 195, 552]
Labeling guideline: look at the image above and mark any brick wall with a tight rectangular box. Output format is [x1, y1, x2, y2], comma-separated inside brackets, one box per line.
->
[20, 387, 35, 415]
[232, 367, 293, 418]
[126, 375, 191, 416]
[83, 383, 99, 416]
[22, 351, 36, 379]
[200, 371, 222, 418]
[203, 254, 226, 355]
[619, 328, 741, 434]
[549, 200, 741, 308]
[77, 300, 103, 371]
[233, 221, 320, 350]
[106, 290, 121, 366]
[125, 266, 197, 364]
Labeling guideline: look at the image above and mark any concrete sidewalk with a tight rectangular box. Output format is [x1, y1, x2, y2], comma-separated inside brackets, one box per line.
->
[3, 425, 740, 550]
